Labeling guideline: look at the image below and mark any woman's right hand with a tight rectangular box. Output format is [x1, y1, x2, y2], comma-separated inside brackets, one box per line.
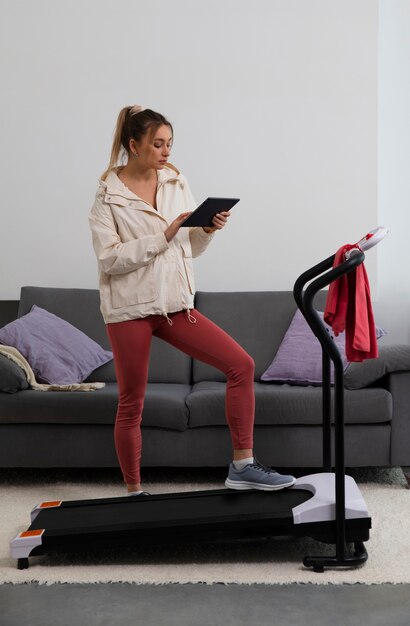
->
[164, 212, 192, 242]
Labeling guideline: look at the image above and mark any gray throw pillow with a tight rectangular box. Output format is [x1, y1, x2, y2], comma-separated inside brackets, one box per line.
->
[0, 353, 29, 393]
[344, 344, 410, 389]
[261, 309, 387, 386]
[0, 305, 113, 385]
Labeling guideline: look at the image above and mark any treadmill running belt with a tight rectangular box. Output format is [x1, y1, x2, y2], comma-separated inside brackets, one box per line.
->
[29, 488, 313, 533]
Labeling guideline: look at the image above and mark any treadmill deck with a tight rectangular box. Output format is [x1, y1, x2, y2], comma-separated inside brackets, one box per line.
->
[10, 482, 371, 568]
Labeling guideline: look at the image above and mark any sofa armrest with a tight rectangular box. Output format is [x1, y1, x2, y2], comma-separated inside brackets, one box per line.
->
[387, 371, 410, 466]
[344, 345, 410, 390]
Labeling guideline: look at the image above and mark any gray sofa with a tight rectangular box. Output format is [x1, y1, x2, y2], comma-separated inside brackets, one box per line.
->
[0, 286, 409, 474]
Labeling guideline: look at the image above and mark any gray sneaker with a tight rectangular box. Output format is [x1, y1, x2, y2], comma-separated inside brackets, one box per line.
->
[225, 459, 296, 491]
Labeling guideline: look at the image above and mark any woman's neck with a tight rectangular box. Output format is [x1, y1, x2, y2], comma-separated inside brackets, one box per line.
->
[119, 162, 156, 183]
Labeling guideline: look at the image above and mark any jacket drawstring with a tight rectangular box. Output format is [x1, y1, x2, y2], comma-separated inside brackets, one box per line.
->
[162, 310, 196, 325]
[186, 309, 197, 324]
[163, 313, 173, 326]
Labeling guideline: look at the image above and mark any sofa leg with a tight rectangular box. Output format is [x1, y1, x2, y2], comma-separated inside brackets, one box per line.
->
[401, 467, 410, 489]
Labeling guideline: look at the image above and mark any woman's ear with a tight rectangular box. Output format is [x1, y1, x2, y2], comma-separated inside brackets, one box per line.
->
[129, 138, 139, 156]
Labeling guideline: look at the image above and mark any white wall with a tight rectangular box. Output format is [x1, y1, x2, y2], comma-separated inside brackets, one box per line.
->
[375, 0, 410, 344]
[1, 2, 380, 317]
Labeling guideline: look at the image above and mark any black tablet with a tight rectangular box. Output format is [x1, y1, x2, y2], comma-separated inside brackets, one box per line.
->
[180, 197, 240, 228]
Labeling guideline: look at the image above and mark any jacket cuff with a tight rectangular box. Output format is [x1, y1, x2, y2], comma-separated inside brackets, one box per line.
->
[198, 227, 216, 240]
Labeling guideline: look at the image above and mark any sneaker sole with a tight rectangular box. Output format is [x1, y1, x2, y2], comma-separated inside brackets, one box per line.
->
[224, 477, 296, 491]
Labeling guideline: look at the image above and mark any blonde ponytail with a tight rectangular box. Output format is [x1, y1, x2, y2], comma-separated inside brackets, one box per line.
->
[100, 107, 130, 181]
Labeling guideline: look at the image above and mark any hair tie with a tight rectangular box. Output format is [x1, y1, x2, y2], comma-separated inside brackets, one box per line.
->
[129, 104, 145, 116]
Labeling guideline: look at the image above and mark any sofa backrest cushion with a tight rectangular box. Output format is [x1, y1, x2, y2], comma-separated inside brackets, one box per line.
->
[18, 287, 191, 384]
[0, 301, 19, 329]
[193, 291, 327, 382]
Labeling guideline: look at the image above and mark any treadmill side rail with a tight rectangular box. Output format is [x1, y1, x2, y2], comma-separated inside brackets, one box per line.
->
[291, 473, 370, 524]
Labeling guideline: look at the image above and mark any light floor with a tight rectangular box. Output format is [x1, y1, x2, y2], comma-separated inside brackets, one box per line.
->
[1, 582, 410, 626]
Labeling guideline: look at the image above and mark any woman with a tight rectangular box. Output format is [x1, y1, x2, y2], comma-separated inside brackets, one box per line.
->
[89, 105, 295, 495]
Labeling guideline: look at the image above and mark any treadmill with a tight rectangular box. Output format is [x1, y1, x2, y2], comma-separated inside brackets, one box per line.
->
[10, 227, 387, 572]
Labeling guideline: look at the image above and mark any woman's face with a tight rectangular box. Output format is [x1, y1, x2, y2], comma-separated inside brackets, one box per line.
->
[130, 124, 173, 170]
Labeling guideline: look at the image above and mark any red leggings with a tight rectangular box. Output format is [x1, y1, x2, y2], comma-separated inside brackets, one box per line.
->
[106, 309, 255, 485]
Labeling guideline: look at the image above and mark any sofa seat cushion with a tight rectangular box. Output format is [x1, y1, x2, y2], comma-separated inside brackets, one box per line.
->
[0, 383, 191, 431]
[186, 382, 392, 427]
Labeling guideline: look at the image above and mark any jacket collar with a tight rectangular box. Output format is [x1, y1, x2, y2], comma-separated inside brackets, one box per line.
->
[100, 163, 183, 200]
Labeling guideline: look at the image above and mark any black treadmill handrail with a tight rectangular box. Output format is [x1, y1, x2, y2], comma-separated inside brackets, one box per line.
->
[293, 253, 335, 314]
[294, 252, 364, 316]
[293, 248, 366, 563]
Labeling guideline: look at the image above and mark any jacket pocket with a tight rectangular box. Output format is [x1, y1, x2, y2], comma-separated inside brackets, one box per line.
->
[110, 264, 156, 308]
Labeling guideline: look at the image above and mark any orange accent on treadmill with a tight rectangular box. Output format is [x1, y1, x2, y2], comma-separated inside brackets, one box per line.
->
[20, 530, 44, 538]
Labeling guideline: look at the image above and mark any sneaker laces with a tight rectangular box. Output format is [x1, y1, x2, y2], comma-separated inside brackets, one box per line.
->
[250, 457, 278, 475]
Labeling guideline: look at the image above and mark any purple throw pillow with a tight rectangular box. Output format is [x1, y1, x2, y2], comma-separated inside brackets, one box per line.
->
[260, 309, 387, 386]
[0, 305, 113, 385]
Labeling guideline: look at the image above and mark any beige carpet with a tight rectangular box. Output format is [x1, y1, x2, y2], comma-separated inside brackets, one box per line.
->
[0, 467, 409, 586]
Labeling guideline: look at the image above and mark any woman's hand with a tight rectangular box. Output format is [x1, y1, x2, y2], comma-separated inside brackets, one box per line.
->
[202, 211, 231, 234]
[164, 212, 192, 242]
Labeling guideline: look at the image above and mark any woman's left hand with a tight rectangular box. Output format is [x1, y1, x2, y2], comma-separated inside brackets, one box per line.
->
[202, 211, 231, 234]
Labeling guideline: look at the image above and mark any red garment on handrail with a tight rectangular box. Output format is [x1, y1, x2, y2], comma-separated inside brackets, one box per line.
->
[324, 244, 378, 362]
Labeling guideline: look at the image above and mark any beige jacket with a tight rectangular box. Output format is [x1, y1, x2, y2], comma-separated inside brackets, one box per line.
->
[88, 164, 215, 324]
